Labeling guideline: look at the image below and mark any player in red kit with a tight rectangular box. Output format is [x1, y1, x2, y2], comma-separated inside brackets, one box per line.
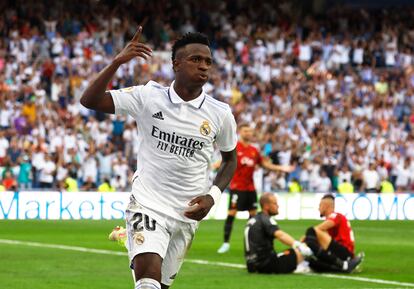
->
[303, 194, 364, 273]
[217, 123, 293, 253]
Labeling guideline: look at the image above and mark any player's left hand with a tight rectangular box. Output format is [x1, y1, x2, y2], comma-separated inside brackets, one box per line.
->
[184, 195, 214, 221]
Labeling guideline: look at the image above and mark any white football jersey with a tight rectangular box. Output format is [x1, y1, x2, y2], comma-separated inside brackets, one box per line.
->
[110, 80, 237, 222]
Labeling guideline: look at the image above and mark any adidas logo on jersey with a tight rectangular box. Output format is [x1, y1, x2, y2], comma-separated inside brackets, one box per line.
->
[152, 111, 164, 120]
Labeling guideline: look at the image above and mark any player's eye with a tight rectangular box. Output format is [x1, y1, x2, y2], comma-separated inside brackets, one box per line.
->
[191, 56, 201, 63]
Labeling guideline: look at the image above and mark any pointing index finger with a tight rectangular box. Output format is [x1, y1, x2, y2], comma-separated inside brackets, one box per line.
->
[132, 26, 142, 42]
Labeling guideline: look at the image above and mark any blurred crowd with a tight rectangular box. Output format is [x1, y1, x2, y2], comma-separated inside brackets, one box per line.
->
[0, 0, 414, 193]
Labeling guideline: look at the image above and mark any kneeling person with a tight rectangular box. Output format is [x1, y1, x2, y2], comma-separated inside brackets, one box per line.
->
[244, 193, 312, 273]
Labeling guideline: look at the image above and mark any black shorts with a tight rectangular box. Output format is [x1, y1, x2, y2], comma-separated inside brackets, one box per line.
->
[254, 249, 297, 274]
[229, 190, 257, 211]
[328, 239, 353, 260]
[309, 240, 353, 272]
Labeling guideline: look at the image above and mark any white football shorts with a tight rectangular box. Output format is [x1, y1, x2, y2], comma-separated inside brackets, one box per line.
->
[125, 195, 198, 286]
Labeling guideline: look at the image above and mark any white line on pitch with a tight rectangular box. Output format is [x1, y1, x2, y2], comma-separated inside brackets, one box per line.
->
[0, 238, 126, 256]
[0, 239, 413, 288]
[184, 258, 245, 269]
[309, 273, 414, 288]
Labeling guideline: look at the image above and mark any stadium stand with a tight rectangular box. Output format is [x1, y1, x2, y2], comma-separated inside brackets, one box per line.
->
[0, 0, 413, 192]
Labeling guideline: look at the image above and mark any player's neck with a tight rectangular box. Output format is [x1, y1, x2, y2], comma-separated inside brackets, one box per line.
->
[173, 80, 203, 101]
[239, 139, 250, 146]
[324, 209, 334, 217]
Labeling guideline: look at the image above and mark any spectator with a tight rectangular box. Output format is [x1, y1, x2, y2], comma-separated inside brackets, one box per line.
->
[299, 160, 311, 191]
[3, 170, 17, 190]
[7, 137, 21, 165]
[0, 131, 9, 166]
[337, 178, 354, 194]
[338, 165, 352, 185]
[315, 170, 332, 193]
[17, 155, 32, 189]
[395, 159, 411, 192]
[112, 153, 129, 190]
[111, 175, 125, 191]
[98, 178, 115, 192]
[362, 162, 380, 193]
[81, 176, 97, 191]
[288, 178, 302, 193]
[38, 154, 56, 189]
[81, 152, 98, 185]
[380, 177, 395, 193]
[96, 145, 113, 182]
[64, 172, 79, 192]
[31, 146, 46, 188]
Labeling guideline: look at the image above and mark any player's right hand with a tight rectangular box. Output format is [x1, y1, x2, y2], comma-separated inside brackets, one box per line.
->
[113, 26, 152, 65]
[184, 195, 214, 221]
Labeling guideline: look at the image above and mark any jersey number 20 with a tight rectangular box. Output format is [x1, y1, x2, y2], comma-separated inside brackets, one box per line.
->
[132, 212, 156, 231]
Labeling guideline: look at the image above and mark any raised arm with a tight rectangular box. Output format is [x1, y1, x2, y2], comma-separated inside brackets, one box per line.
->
[261, 158, 295, 173]
[80, 26, 152, 113]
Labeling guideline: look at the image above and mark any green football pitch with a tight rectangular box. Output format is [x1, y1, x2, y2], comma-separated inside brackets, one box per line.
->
[0, 219, 413, 289]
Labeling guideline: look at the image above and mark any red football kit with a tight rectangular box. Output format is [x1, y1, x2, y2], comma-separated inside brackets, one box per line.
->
[229, 141, 262, 191]
[326, 212, 355, 255]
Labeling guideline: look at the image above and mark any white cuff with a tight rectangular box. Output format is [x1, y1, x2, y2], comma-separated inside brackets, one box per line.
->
[207, 185, 222, 205]
[292, 240, 301, 249]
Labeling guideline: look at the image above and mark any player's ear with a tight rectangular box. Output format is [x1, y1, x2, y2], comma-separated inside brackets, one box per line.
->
[173, 59, 180, 72]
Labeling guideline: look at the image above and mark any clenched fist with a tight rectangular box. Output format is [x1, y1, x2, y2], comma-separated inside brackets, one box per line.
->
[184, 195, 215, 221]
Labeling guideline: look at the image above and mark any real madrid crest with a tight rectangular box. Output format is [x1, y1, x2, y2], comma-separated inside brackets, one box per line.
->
[200, 120, 211, 136]
[133, 232, 145, 245]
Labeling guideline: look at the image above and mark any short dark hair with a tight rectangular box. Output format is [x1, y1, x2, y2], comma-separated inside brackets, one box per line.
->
[172, 32, 210, 61]
[238, 123, 250, 130]
[322, 194, 335, 201]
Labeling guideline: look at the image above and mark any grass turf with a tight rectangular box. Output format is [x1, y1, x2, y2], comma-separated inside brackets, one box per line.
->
[0, 219, 413, 289]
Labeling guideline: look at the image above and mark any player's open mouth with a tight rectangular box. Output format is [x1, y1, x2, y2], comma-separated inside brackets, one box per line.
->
[198, 74, 208, 80]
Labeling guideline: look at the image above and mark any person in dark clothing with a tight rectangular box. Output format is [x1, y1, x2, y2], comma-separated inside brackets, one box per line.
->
[244, 193, 312, 274]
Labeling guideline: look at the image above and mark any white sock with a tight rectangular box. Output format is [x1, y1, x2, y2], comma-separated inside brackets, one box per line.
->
[135, 278, 161, 289]
[342, 261, 348, 270]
